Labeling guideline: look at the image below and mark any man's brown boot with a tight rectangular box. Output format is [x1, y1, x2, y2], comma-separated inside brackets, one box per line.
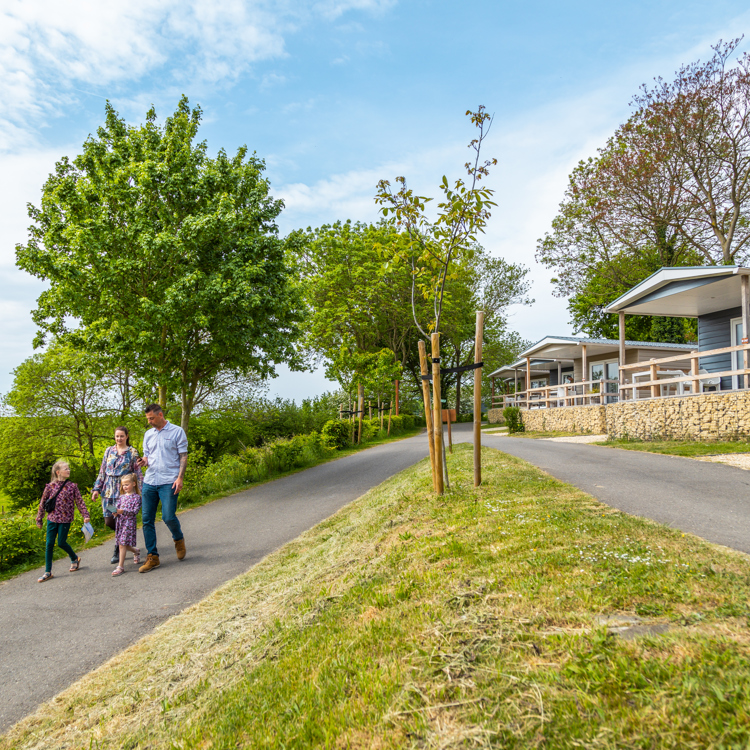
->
[139, 553, 160, 573]
[175, 538, 186, 560]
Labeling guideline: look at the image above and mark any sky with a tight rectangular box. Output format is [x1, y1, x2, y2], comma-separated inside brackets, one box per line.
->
[2, 0, 750, 400]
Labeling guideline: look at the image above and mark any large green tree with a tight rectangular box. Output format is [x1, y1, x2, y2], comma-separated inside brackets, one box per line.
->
[294, 220, 530, 410]
[17, 97, 301, 434]
[537, 40, 750, 338]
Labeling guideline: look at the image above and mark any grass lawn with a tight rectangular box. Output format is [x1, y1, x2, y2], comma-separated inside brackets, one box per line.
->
[4, 445, 750, 748]
[506, 430, 587, 439]
[597, 438, 750, 457]
[0, 426, 425, 583]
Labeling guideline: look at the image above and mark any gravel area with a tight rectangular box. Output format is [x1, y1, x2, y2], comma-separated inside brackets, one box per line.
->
[696, 453, 750, 470]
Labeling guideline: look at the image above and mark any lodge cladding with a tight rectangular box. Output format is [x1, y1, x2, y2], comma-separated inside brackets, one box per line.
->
[489, 266, 750, 441]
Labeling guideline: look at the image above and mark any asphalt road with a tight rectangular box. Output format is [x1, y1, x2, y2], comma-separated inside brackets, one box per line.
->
[482, 430, 750, 555]
[0, 432, 431, 732]
[4, 424, 750, 732]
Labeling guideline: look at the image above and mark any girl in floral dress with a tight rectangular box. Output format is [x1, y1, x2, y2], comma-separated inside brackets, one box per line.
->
[36, 460, 91, 583]
[92, 427, 143, 564]
[112, 473, 142, 577]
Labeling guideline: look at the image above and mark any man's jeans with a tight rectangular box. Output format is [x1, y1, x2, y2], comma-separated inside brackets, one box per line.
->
[142, 482, 183, 557]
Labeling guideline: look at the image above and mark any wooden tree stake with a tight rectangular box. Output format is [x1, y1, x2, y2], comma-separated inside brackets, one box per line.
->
[357, 382, 364, 444]
[474, 310, 484, 487]
[431, 332, 445, 495]
[418, 340, 438, 490]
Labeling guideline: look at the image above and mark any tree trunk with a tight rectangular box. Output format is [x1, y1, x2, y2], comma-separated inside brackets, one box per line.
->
[158, 384, 168, 411]
[455, 371, 462, 417]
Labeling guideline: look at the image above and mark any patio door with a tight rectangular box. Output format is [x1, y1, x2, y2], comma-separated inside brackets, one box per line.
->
[732, 317, 744, 389]
[590, 361, 619, 398]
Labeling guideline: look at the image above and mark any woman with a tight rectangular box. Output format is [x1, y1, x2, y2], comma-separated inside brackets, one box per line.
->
[92, 426, 143, 564]
[36, 460, 91, 582]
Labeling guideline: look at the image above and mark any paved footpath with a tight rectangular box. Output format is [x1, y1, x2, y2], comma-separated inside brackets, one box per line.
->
[4, 425, 750, 732]
[0, 434, 431, 732]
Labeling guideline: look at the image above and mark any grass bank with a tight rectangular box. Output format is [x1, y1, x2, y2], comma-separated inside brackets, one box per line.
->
[597, 438, 750, 457]
[0, 426, 423, 583]
[4, 445, 750, 748]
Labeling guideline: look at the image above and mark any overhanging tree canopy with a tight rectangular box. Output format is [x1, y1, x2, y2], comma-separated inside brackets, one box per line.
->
[16, 97, 301, 433]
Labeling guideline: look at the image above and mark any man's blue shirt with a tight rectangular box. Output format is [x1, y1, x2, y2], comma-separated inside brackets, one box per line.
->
[142, 421, 188, 486]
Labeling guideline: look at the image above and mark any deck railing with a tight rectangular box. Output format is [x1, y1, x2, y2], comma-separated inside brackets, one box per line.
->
[495, 379, 619, 410]
[618, 343, 750, 400]
[492, 342, 750, 410]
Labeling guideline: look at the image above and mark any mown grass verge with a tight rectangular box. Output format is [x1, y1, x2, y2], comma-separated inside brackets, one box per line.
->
[0, 426, 423, 583]
[508, 430, 587, 439]
[4, 445, 750, 748]
[597, 438, 750, 457]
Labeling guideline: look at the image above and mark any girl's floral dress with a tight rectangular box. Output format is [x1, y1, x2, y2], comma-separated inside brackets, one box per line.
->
[115, 493, 141, 547]
[93, 446, 143, 517]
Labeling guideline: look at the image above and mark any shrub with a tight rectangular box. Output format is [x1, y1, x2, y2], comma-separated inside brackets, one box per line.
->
[321, 420, 351, 450]
[503, 406, 524, 433]
[389, 414, 404, 433]
[0, 515, 44, 572]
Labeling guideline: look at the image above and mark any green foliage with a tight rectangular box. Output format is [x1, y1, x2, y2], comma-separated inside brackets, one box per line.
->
[503, 406, 524, 433]
[16, 96, 301, 432]
[321, 420, 351, 450]
[180, 433, 334, 502]
[375, 107, 498, 334]
[0, 515, 44, 572]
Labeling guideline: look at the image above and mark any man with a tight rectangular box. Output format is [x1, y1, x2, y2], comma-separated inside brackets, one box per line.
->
[136, 403, 188, 572]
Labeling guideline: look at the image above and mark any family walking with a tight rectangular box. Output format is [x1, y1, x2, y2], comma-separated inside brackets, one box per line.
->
[35, 403, 188, 582]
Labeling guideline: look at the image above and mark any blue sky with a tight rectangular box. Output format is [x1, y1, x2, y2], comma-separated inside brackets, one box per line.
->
[2, 0, 750, 399]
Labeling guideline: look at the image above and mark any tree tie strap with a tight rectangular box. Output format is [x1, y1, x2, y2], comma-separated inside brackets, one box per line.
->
[422, 361, 484, 381]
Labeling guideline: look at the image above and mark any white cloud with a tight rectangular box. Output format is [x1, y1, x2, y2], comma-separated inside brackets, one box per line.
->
[313, 0, 396, 21]
[0, 0, 290, 152]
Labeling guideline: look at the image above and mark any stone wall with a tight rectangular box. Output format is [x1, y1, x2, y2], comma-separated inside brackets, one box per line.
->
[606, 391, 750, 441]
[487, 408, 505, 424]
[521, 405, 607, 434]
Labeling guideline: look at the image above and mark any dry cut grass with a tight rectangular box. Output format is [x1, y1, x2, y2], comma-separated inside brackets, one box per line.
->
[2, 445, 750, 749]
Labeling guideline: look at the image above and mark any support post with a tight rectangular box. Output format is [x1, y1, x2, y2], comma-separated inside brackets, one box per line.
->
[394, 380, 399, 415]
[474, 310, 484, 487]
[447, 409, 453, 453]
[581, 344, 588, 405]
[357, 382, 364, 444]
[691, 351, 699, 395]
[619, 310, 627, 398]
[418, 340, 437, 491]
[650, 359, 658, 399]
[431, 332, 445, 495]
[742, 275, 750, 389]
[368, 400, 372, 421]
[525, 357, 531, 395]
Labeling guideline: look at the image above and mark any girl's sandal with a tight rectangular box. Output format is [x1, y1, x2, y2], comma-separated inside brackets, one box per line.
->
[37, 572, 53, 583]
[69, 557, 81, 572]
[112, 566, 125, 577]
[133, 549, 141, 565]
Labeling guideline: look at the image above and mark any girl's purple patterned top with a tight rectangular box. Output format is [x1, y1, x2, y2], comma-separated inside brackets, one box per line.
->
[116, 493, 142, 516]
[36, 482, 90, 526]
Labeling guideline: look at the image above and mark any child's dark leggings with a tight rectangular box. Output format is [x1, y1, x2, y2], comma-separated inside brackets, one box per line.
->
[45, 521, 77, 572]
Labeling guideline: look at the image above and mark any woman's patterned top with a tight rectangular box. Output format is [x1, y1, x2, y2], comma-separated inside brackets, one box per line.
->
[92, 445, 143, 513]
[36, 482, 89, 525]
